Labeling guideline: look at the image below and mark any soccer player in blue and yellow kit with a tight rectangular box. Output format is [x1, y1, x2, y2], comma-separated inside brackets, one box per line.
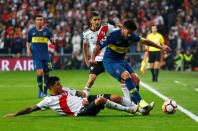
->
[26, 15, 55, 98]
[90, 19, 171, 114]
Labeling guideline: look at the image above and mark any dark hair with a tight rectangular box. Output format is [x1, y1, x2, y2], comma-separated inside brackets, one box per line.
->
[34, 14, 44, 20]
[46, 76, 60, 89]
[88, 11, 100, 20]
[123, 19, 137, 31]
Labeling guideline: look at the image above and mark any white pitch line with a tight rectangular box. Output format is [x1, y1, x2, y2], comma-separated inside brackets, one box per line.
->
[0, 85, 33, 88]
[140, 81, 198, 123]
[174, 80, 187, 86]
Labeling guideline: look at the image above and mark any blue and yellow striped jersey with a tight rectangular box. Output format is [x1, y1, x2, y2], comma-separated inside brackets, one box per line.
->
[98, 29, 142, 63]
[28, 26, 53, 60]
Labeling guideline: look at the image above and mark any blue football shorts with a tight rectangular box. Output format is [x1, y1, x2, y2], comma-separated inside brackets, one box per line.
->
[103, 61, 135, 81]
[33, 59, 53, 72]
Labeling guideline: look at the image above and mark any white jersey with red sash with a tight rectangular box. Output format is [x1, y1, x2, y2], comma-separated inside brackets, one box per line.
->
[83, 23, 118, 61]
[37, 88, 83, 116]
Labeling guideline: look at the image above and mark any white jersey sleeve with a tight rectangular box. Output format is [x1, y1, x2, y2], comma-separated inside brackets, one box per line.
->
[36, 98, 50, 110]
[62, 88, 76, 96]
[107, 23, 120, 34]
[83, 31, 89, 44]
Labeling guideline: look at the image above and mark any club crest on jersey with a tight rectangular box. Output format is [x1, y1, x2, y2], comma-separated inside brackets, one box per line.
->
[101, 31, 106, 36]
[116, 41, 120, 44]
[43, 32, 47, 36]
[116, 69, 120, 74]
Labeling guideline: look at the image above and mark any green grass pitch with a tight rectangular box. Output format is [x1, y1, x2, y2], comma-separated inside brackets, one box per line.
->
[0, 70, 198, 131]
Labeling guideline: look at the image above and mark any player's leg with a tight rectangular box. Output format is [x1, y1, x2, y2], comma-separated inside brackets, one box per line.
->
[36, 69, 44, 98]
[109, 94, 134, 107]
[90, 94, 135, 108]
[109, 94, 145, 114]
[130, 73, 140, 91]
[104, 62, 141, 103]
[122, 72, 155, 115]
[120, 63, 139, 102]
[120, 80, 130, 100]
[33, 59, 44, 98]
[154, 61, 160, 82]
[121, 63, 141, 104]
[149, 52, 155, 81]
[101, 97, 138, 114]
[119, 64, 138, 102]
[83, 62, 104, 96]
[153, 51, 161, 82]
[43, 72, 49, 96]
[83, 74, 96, 96]
[130, 73, 140, 104]
[104, 62, 154, 114]
[123, 63, 155, 114]
[122, 63, 140, 91]
[42, 60, 53, 96]
[80, 96, 138, 115]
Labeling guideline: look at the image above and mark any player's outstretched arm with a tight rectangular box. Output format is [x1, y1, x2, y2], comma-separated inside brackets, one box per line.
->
[142, 39, 171, 52]
[76, 91, 87, 98]
[4, 106, 41, 117]
[90, 45, 101, 63]
[83, 43, 90, 67]
[90, 35, 112, 63]
[76, 91, 89, 106]
[26, 42, 31, 57]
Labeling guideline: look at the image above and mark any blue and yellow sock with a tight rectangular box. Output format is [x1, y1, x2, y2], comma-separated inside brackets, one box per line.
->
[37, 75, 43, 92]
[124, 78, 142, 103]
[44, 74, 49, 94]
[136, 86, 140, 91]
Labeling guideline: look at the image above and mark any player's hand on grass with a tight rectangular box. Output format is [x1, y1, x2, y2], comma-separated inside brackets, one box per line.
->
[4, 113, 17, 117]
[161, 45, 171, 52]
[82, 98, 89, 106]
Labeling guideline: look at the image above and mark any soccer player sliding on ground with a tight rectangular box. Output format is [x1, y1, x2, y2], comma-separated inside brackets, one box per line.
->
[5, 76, 142, 117]
[90, 19, 171, 115]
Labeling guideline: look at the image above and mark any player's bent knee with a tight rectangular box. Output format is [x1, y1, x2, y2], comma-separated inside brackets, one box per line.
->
[131, 73, 140, 86]
[121, 71, 130, 80]
[44, 72, 49, 75]
[95, 97, 107, 106]
[37, 70, 44, 76]
[133, 77, 140, 86]
[110, 95, 122, 103]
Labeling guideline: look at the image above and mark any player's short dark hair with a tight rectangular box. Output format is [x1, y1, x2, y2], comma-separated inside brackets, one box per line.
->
[123, 19, 137, 31]
[46, 76, 60, 90]
[34, 14, 44, 20]
[88, 11, 100, 20]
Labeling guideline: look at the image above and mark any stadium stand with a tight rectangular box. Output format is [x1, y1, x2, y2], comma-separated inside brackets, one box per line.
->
[0, 0, 198, 70]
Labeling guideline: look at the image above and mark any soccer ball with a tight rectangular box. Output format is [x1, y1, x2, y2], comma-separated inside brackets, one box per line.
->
[162, 99, 177, 114]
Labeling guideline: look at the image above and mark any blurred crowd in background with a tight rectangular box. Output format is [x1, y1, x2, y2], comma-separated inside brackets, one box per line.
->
[0, 0, 198, 70]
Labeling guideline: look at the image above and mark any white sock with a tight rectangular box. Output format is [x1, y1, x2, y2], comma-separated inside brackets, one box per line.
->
[138, 107, 145, 113]
[83, 87, 90, 97]
[105, 99, 129, 112]
[120, 84, 130, 99]
[121, 97, 136, 107]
